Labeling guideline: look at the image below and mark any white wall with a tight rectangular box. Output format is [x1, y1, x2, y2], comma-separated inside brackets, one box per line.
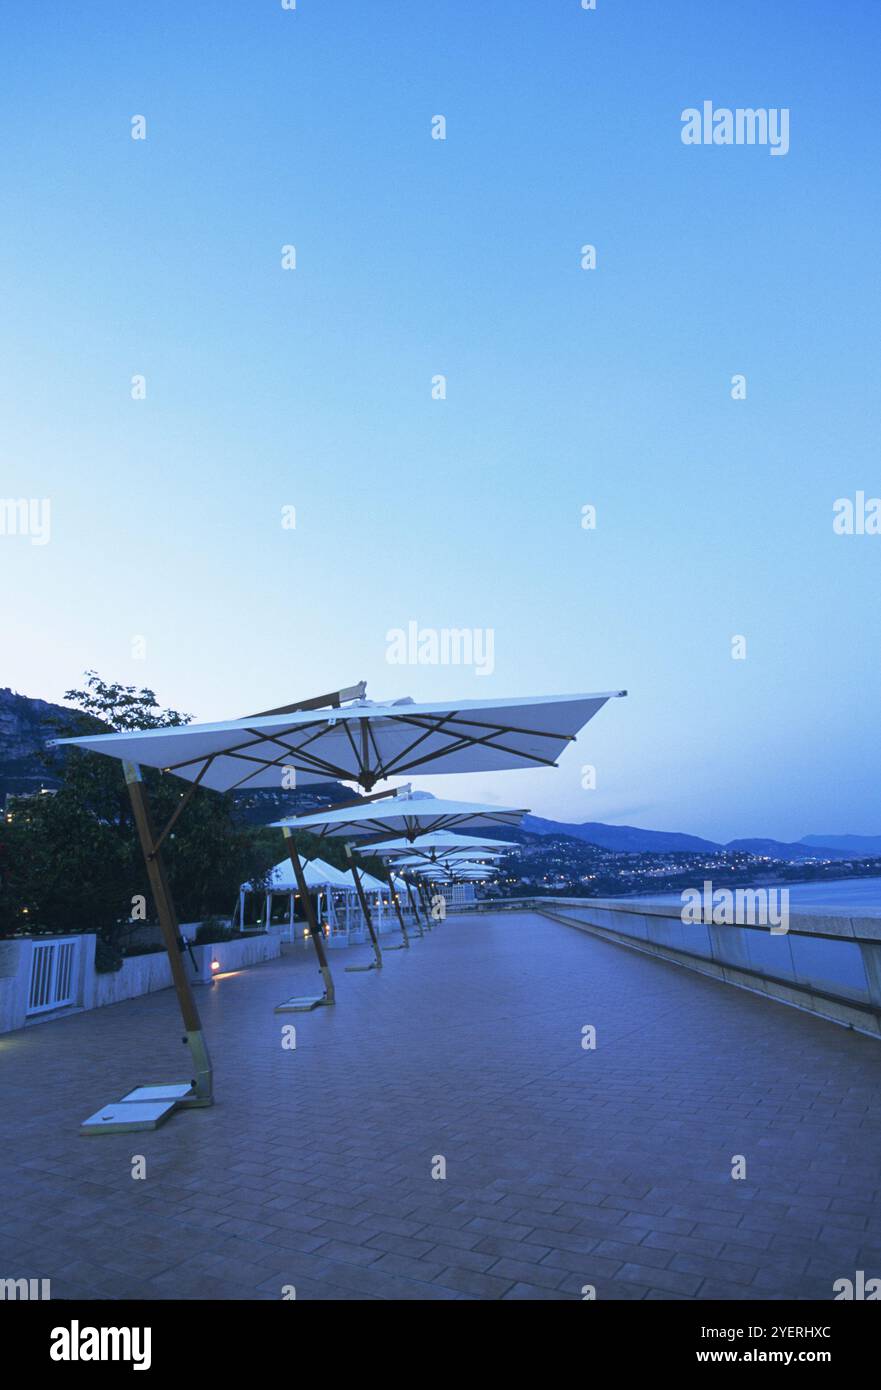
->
[0, 932, 281, 1033]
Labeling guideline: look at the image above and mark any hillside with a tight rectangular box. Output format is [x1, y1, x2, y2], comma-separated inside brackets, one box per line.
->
[800, 833, 881, 855]
[727, 837, 855, 862]
[0, 687, 69, 802]
[522, 815, 719, 854]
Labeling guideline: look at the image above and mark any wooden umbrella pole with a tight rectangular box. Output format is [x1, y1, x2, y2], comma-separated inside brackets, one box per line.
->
[404, 879, 425, 937]
[123, 762, 213, 1103]
[348, 856, 383, 968]
[418, 879, 434, 924]
[282, 829, 335, 1004]
[383, 867, 410, 949]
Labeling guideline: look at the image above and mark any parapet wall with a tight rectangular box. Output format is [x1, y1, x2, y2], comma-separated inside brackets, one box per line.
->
[470, 897, 881, 1038]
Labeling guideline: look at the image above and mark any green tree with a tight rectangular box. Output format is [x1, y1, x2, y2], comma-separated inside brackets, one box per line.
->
[0, 673, 277, 943]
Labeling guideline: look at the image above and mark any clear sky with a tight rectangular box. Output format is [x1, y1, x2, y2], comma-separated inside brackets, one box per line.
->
[2, 1, 879, 842]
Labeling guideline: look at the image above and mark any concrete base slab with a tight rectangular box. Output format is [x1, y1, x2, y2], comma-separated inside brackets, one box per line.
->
[81, 1100, 177, 1135]
[120, 1083, 194, 1104]
[273, 995, 328, 1012]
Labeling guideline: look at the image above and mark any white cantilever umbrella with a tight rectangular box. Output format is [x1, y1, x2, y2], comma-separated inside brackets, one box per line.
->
[366, 829, 517, 862]
[389, 845, 505, 866]
[418, 861, 496, 880]
[366, 834, 509, 915]
[273, 790, 527, 842]
[52, 687, 625, 792]
[273, 790, 527, 965]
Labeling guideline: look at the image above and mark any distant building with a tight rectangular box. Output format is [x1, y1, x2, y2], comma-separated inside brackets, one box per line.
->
[4, 787, 57, 822]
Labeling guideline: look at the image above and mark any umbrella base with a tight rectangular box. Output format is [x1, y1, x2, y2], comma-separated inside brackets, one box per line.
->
[274, 994, 332, 1012]
[80, 1082, 209, 1135]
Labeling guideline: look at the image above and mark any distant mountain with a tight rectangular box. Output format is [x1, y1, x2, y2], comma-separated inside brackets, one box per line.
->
[800, 833, 881, 855]
[521, 817, 864, 861]
[522, 815, 720, 854]
[0, 687, 69, 803]
[726, 837, 855, 862]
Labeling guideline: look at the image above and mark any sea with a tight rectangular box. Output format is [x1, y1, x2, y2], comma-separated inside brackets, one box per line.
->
[630, 876, 881, 916]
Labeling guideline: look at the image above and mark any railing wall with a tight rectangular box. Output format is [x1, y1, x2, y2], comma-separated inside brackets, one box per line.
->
[461, 896, 881, 1038]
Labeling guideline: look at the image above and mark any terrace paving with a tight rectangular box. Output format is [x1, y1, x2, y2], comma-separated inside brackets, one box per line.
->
[1, 910, 880, 1301]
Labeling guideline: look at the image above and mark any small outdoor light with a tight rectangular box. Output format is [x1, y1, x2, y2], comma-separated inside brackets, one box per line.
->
[210, 959, 221, 973]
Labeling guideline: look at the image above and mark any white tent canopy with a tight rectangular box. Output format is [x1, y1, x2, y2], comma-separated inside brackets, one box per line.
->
[349, 868, 388, 894]
[239, 858, 397, 907]
[51, 687, 625, 793]
[242, 856, 354, 893]
[237, 856, 409, 947]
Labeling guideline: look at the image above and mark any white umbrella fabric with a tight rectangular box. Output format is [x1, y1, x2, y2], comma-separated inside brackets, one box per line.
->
[52, 687, 625, 793]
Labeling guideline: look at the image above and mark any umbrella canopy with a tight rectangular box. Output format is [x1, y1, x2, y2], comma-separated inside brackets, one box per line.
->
[387, 845, 505, 864]
[272, 789, 527, 844]
[386, 851, 503, 877]
[50, 686, 625, 793]
[419, 860, 496, 880]
[365, 830, 518, 859]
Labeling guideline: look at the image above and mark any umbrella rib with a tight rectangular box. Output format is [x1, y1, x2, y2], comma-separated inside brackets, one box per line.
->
[216, 745, 344, 789]
[367, 715, 456, 778]
[392, 736, 559, 774]
[238, 728, 350, 780]
[152, 756, 214, 851]
[365, 720, 386, 778]
[342, 721, 366, 783]
[159, 718, 331, 775]
[360, 720, 371, 782]
[240, 724, 352, 776]
[252, 725, 338, 767]
[391, 712, 579, 741]
[373, 711, 565, 775]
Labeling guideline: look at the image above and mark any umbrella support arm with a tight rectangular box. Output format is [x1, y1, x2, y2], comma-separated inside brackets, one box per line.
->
[404, 880, 424, 937]
[417, 880, 432, 921]
[383, 869, 410, 949]
[282, 830, 335, 1005]
[124, 763, 214, 1103]
[348, 858, 383, 968]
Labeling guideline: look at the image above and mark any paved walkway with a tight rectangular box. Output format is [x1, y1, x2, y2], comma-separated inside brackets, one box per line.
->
[1, 912, 880, 1300]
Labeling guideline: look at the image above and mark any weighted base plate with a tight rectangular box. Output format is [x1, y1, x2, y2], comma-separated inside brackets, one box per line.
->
[81, 1100, 177, 1135]
[274, 995, 329, 1012]
[121, 1083, 194, 1104]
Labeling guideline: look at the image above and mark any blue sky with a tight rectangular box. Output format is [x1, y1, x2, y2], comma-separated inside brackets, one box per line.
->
[2, 1, 880, 841]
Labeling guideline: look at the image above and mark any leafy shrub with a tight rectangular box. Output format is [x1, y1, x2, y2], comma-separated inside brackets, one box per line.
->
[194, 917, 235, 946]
[95, 936, 123, 973]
